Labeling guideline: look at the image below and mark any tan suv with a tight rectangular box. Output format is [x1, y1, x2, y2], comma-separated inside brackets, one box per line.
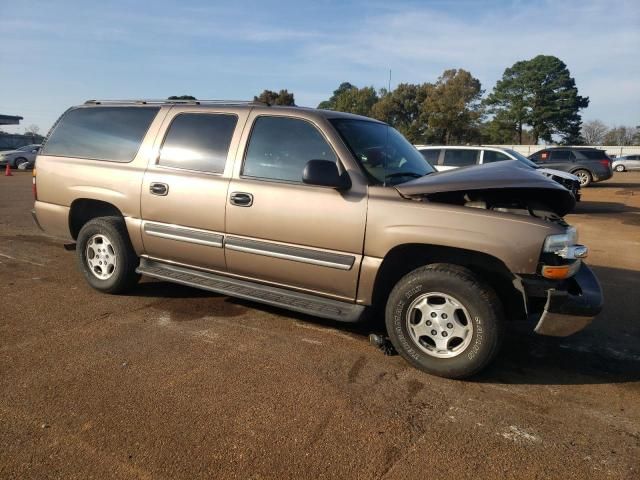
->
[32, 99, 603, 378]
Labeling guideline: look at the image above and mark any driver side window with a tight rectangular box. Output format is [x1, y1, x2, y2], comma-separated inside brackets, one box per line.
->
[242, 116, 337, 182]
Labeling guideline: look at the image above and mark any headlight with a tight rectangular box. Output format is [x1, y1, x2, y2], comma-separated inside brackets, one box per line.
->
[543, 227, 577, 254]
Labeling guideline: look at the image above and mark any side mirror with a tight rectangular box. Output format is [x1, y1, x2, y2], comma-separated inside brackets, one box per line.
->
[302, 159, 351, 190]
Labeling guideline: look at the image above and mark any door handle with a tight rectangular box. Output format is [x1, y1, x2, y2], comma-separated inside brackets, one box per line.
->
[229, 192, 253, 207]
[150, 182, 169, 196]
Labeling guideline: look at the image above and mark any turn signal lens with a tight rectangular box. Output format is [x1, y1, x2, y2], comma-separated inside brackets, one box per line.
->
[542, 262, 580, 280]
[32, 168, 37, 200]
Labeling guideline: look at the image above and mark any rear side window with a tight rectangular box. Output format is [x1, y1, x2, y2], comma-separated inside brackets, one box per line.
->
[243, 116, 337, 182]
[159, 113, 237, 173]
[549, 150, 575, 161]
[578, 150, 607, 160]
[420, 149, 440, 165]
[482, 150, 511, 163]
[442, 149, 478, 167]
[42, 107, 159, 162]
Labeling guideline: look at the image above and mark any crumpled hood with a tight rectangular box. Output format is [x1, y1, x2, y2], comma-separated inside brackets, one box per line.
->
[537, 167, 579, 182]
[396, 160, 576, 216]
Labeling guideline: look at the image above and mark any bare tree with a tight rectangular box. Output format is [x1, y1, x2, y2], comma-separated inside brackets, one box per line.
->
[581, 120, 608, 145]
[603, 126, 636, 146]
[25, 124, 40, 135]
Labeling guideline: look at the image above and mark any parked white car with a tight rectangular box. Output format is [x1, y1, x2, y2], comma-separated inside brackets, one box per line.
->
[415, 145, 582, 201]
[0, 144, 41, 169]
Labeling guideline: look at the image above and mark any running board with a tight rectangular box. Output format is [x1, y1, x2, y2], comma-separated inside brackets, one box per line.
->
[136, 258, 365, 323]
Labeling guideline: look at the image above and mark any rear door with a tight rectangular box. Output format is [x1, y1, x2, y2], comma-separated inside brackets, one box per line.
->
[140, 108, 248, 271]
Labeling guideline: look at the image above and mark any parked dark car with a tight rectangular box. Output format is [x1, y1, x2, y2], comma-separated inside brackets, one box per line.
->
[528, 147, 612, 187]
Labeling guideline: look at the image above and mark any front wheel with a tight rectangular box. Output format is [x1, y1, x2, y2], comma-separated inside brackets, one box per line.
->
[76, 216, 140, 294]
[13, 157, 28, 169]
[615, 164, 625, 172]
[385, 264, 503, 379]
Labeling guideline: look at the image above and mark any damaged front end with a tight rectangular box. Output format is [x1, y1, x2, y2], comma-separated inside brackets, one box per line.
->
[395, 161, 603, 336]
[395, 160, 576, 217]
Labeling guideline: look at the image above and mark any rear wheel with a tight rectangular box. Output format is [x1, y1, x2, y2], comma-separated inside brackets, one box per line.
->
[574, 169, 592, 187]
[615, 164, 625, 172]
[76, 216, 140, 293]
[385, 264, 504, 379]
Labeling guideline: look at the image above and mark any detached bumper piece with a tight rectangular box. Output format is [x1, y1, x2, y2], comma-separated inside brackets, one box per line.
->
[31, 209, 44, 232]
[533, 263, 603, 337]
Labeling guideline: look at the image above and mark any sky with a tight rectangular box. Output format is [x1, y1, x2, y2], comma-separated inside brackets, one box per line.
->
[1, 0, 638, 134]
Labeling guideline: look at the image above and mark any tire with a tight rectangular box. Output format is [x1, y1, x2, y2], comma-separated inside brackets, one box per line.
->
[574, 169, 592, 187]
[615, 164, 625, 172]
[385, 264, 504, 379]
[76, 216, 140, 294]
[13, 157, 28, 169]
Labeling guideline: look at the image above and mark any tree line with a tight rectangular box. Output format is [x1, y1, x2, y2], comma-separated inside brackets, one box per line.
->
[173, 56, 639, 146]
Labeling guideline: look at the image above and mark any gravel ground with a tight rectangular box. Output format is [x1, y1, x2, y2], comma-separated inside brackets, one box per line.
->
[1, 171, 639, 479]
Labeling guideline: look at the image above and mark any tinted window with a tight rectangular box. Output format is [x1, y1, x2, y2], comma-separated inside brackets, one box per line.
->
[420, 149, 440, 165]
[549, 150, 574, 161]
[243, 116, 337, 182]
[159, 113, 237, 173]
[483, 150, 511, 163]
[442, 149, 478, 167]
[578, 150, 607, 160]
[42, 107, 159, 162]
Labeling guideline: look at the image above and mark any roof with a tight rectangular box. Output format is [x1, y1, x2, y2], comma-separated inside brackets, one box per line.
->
[80, 99, 383, 123]
[415, 145, 512, 151]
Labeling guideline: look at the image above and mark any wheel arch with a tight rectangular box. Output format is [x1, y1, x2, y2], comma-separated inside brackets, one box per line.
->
[68, 198, 124, 240]
[370, 243, 524, 321]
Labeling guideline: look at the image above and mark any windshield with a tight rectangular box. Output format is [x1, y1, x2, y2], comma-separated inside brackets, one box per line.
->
[330, 118, 435, 185]
[505, 149, 538, 168]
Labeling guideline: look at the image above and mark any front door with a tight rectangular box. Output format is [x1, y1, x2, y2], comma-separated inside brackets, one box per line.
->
[225, 114, 367, 301]
[140, 109, 245, 271]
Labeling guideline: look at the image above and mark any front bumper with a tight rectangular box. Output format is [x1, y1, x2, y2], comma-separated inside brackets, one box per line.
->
[592, 168, 613, 182]
[522, 263, 603, 337]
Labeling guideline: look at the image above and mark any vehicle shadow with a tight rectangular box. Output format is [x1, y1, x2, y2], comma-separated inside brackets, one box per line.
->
[572, 201, 640, 214]
[127, 266, 639, 385]
[589, 180, 640, 189]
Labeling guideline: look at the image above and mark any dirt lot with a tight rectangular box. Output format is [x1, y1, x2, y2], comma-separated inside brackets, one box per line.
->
[1, 171, 639, 479]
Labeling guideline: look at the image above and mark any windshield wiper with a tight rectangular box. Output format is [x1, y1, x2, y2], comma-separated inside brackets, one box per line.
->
[384, 172, 423, 180]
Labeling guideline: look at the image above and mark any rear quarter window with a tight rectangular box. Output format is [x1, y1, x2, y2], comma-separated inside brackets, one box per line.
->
[41, 106, 160, 162]
[578, 150, 608, 160]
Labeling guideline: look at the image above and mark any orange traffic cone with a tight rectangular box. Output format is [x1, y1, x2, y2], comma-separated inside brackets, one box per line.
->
[4, 163, 12, 176]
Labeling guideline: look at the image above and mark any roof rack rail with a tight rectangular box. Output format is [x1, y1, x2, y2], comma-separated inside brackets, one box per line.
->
[83, 99, 268, 106]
